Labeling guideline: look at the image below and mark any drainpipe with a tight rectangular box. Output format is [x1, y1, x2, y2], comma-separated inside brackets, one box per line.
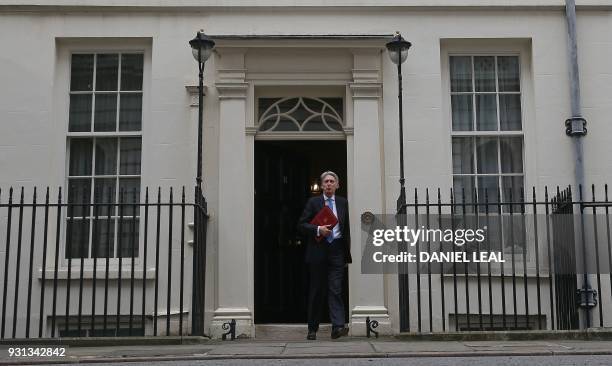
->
[564, 0, 587, 174]
[564, 0, 594, 329]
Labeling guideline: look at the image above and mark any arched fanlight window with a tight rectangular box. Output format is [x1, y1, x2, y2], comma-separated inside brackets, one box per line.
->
[257, 97, 344, 133]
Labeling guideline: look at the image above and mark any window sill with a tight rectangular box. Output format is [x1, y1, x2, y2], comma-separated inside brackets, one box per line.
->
[37, 267, 157, 280]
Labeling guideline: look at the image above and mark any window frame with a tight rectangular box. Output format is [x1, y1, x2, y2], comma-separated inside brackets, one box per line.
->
[66, 52, 144, 262]
[65, 135, 143, 260]
[257, 96, 345, 133]
[58, 39, 151, 269]
[252, 85, 347, 141]
[449, 54, 525, 206]
[441, 39, 540, 270]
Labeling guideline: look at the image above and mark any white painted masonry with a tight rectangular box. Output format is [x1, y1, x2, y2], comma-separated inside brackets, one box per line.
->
[1, 1, 612, 338]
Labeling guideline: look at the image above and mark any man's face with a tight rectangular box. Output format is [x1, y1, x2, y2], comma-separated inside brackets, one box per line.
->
[322, 174, 339, 197]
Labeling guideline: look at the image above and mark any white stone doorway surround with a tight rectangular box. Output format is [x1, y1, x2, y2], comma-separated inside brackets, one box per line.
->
[210, 37, 392, 338]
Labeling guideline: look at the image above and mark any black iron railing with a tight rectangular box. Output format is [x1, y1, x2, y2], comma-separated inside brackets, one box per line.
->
[0, 186, 208, 339]
[396, 184, 612, 332]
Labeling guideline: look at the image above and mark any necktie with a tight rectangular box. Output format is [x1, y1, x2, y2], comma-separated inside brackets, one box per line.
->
[326, 198, 335, 243]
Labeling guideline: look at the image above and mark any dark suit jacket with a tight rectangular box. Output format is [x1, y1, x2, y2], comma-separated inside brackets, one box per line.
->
[297, 195, 352, 264]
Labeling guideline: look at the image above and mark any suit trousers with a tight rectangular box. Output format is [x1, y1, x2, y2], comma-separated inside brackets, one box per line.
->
[307, 238, 345, 331]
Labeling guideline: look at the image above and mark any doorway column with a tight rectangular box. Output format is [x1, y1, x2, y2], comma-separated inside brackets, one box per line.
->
[211, 49, 254, 338]
[348, 50, 391, 335]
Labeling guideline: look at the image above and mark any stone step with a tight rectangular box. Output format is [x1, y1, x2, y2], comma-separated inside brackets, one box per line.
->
[255, 324, 334, 340]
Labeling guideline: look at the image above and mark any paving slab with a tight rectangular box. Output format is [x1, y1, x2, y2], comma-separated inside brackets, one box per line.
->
[371, 341, 470, 353]
[209, 341, 287, 347]
[53, 344, 212, 357]
[285, 341, 370, 348]
[460, 341, 572, 354]
[553, 340, 612, 350]
[207, 345, 285, 356]
[282, 343, 373, 355]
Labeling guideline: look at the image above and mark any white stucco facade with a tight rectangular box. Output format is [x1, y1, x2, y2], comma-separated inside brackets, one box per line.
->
[1, 1, 612, 338]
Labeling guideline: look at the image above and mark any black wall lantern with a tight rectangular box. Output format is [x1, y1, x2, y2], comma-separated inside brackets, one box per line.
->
[189, 30, 215, 188]
[386, 31, 411, 215]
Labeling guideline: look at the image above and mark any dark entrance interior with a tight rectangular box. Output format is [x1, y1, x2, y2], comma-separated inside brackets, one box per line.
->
[254, 140, 348, 324]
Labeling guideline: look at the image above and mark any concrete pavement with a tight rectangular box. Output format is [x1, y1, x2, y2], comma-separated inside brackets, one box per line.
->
[2, 337, 612, 364]
[43, 355, 612, 366]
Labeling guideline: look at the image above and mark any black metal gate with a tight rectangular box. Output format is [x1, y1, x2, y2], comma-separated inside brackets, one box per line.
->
[396, 184, 612, 333]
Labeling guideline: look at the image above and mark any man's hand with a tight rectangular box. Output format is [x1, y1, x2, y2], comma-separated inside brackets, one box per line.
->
[319, 225, 333, 237]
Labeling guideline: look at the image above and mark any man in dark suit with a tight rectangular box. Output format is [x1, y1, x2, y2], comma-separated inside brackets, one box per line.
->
[298, 171, 351, 340]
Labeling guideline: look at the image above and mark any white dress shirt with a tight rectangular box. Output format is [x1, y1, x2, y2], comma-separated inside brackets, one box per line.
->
[317, 194, 342, 240]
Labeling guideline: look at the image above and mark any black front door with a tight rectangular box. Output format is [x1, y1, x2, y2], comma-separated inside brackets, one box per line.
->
[254, 140, 348, 324]
[254, 142, 310, 323]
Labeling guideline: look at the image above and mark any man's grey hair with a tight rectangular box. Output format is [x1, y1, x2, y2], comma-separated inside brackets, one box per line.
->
[320, 171, 339, 184]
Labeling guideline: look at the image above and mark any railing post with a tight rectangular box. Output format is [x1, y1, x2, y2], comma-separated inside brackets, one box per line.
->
[191, 185, 208, 336]
[191, 186, 200, 335]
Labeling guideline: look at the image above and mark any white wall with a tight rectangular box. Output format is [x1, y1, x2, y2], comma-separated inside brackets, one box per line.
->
[0, 4, 611, 336]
